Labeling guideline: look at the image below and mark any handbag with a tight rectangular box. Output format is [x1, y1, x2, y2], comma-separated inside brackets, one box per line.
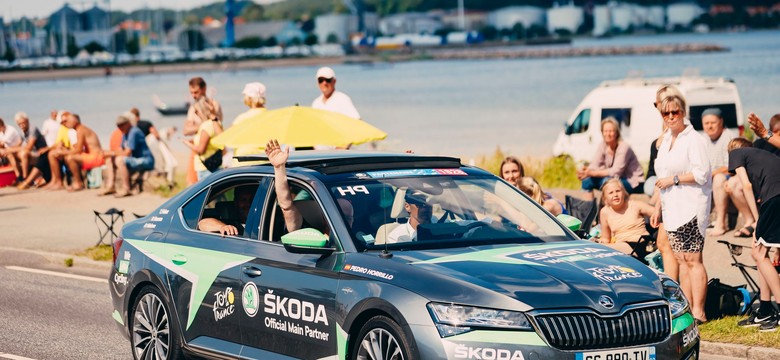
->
[201, 149, 223, 172]
[199, 119, 223, 172]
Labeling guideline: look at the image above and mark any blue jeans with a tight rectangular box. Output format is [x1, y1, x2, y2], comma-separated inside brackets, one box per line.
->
[581, 176, 634, 193]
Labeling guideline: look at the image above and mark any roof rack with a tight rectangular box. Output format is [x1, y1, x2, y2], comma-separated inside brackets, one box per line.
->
[235, 151, 463, 175]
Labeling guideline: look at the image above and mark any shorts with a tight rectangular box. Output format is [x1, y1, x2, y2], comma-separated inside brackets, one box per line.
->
[583, 176, 636, 193]
[81, 152, 105, 171]
[756, 196, 780, 247]
[125, 156, 154, 172]
[667, 217, 705, 253]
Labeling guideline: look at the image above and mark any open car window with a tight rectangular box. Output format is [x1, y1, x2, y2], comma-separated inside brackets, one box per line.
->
[187, 178, 263, 238]
[261, 181, 331, 243]
[327, 174, 572, 250]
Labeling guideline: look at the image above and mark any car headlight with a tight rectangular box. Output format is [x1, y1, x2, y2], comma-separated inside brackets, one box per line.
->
[427, 303, 532, 337]
[662, 277, 689, 317]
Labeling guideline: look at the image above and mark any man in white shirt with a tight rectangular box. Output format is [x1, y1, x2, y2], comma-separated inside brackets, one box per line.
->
[41, 110, 61, 147]
[0, 117, 22, 167]
[701, 108, 737, 236]
[311, 67, 360, 119]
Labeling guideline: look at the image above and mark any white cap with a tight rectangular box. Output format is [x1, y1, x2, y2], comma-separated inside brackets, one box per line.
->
[316, 66, 335, 79]
[242, 82, 267, 100]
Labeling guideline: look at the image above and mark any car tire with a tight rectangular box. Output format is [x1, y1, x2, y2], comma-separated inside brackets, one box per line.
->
[130, 286, 183, 360]
[352, 315, 415, 360]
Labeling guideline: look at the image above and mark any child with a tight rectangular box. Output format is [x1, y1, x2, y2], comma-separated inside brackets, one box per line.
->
[598, 178, 655, 255]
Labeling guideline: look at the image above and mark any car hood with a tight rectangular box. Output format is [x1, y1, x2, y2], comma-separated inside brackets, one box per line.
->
[348, 241, 663, 313]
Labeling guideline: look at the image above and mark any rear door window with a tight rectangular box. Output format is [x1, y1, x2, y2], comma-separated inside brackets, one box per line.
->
[602, 108, 632, 127]
[689, 104, 738, 131]
[566, 109, 591, 135]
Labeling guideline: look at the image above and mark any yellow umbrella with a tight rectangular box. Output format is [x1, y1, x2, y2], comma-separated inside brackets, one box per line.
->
[212, 106, 387, 149]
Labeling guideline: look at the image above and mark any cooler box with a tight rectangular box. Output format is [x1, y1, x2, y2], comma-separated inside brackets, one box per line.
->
[0, 166, 15, 187]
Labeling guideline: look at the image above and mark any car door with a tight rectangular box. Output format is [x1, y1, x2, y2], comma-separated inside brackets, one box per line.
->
[165, 177, 267, 356]
[238, 179, 342, 360]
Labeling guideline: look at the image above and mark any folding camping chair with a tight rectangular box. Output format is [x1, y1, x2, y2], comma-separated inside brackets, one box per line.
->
[565, 195, 598, 239]
[717, 239, 760, 313]
[94, 208, 125, 246]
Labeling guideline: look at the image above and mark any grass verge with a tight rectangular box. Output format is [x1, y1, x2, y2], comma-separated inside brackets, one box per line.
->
[700, 316, 780, 349]
[474, 147, 580, 189]
[78, 244, 113, 262]
[150, 172, 188, 198]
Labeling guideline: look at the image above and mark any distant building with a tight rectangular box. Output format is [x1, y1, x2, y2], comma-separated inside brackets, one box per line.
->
[314, 13, 380, 44]
[48, 4, 82, 33]
[0, 17, 7, 56]
[667, 2, 704, 30]
[487, 6, 546, 30]
[379, 13, 442, 35]
[81, 5, 110, 31]
[547, 4, 583, 34]
[200, 20, 306, 47]
[433, 9, 488, 32]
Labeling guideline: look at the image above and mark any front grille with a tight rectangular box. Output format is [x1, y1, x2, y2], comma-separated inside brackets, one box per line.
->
[532, 304, 671, 350]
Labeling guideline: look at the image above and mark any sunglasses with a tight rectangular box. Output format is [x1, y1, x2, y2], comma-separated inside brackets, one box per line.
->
[660, 110, 682, 118]
[318, 77, 333, 84]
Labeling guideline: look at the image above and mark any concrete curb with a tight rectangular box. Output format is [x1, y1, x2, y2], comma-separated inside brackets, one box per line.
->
[0, 246, 112, 272]
[701, 341, 780, 359]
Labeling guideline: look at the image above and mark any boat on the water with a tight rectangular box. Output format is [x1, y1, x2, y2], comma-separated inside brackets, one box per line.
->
[153, 95, 189, 116]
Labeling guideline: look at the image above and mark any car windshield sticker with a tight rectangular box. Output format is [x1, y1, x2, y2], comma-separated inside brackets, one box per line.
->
[365, 168, 467, 178]
[434, 168, 467, 176]
[124, 239, 253, 330]
[336, 185, 369, 196]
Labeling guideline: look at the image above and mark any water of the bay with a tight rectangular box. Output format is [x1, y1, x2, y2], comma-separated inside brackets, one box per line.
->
[1, 29, 778, 161]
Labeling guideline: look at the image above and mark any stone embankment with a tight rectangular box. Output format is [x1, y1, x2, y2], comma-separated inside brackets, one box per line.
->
[426, 43, 726, 60]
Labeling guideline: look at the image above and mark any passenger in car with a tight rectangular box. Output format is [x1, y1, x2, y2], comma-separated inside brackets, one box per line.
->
[266, 139, 353, 236]
[385, 190, 433, 244]
[197, 185, 256, 236]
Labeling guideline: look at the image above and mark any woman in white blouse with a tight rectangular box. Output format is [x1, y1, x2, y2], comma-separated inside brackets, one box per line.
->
[650, 93, 712, 324]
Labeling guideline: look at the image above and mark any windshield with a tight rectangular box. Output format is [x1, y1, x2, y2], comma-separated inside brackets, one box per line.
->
[328, 173, 572, 250]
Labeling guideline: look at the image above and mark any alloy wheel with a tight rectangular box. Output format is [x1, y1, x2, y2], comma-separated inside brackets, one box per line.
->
[132, 292, 170, 360]
[357, 328, 404, 360]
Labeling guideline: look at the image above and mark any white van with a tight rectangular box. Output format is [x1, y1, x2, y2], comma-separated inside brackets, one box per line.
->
[552, 75, 744, 163]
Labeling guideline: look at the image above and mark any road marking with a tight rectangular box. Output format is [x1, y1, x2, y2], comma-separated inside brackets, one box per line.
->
[5, 266, 108, 284]
[0, 353, 38, 360]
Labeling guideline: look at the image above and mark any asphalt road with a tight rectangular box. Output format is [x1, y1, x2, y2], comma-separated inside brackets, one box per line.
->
[0, 249, 743, 360]
[0, 251, 130, 360]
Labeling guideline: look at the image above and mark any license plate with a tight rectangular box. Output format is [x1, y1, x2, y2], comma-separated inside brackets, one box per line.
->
[576, 346, 655, 360]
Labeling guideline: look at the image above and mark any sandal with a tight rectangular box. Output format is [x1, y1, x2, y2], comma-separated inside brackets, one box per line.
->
[734, 226, 755, 238]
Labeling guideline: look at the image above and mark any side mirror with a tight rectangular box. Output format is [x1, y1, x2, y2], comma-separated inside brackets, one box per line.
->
[556, 214, 582, 232]
[281, 228, 336, 255]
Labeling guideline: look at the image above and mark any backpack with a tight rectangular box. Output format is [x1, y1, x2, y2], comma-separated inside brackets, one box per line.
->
[705, 278, 750, 320]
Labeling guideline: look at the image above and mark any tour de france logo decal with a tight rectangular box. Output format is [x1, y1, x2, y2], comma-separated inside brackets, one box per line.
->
[243, 282, 260, 317]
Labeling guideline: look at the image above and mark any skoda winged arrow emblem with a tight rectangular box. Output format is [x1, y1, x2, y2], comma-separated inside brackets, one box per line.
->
[598, 295, 615, 309]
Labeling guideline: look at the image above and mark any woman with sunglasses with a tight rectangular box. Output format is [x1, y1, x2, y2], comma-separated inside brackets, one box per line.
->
[651, 93, 712, 324]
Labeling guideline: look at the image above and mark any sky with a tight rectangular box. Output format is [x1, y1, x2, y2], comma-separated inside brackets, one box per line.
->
[0, 0, 278, 20]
